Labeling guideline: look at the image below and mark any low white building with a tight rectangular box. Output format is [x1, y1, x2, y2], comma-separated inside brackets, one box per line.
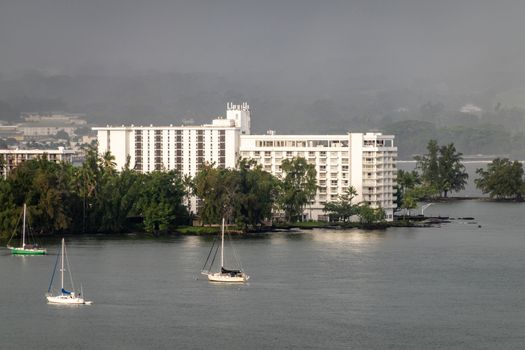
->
[93, 103, 397, 220]
[22, 112, 87, 125]
[0, 147, 75, 178]
[18, 122, 78, 137]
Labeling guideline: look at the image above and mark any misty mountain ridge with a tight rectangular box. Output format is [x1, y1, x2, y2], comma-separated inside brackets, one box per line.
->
[1, 69, 525, 159]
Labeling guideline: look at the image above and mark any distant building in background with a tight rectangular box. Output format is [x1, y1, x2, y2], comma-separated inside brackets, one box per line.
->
[18, 112, 88, 138]
[94, 103, 397, 220]
[0, 147, 75, 178]
[459, 104, 483, 115]
[18, 122, 78, 137]
[22, 112, 87, 125]
[0, 112, 95, 157]
[0, 125, 24, 141]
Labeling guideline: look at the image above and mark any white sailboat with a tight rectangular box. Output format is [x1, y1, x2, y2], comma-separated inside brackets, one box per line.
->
[46, 238, 92, 305]
[201, 218, 249, 283]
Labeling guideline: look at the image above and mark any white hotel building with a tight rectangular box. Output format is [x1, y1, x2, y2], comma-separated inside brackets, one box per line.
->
[94, 103, 397, 220]
[0, 147, 75, 178]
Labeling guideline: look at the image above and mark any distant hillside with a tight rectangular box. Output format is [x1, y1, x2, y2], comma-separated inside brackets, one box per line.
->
[1, 70, 525, 158]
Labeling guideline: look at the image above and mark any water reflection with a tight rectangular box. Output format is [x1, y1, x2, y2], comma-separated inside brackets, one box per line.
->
[309, 229, 386, 244]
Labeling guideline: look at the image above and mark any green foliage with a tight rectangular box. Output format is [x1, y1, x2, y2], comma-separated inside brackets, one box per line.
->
[0, 147, 190, 237]
[356, 203, 386, 224]
[234, 159, 279, 230]
[278, 157, 317, 222]
[0, 181, 18, 239]
[192, 164, 238, 224]
[438, 143, 469, 197]
[323, 186, 358, 222]
[54, 130, 70, 140]
[192, 160, 278, 230]
[475, 158, 524, 200]
[134, 171, 189, 233]
[176, 226, 221, 235]
[395, 169, 421, 208]
[7, 157, 72, 234]
[415, 140, 468, 198]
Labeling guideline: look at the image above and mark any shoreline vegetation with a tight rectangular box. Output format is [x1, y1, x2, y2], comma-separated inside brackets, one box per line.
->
[1, 139, 523, 241]
[0, 210, 479, 243]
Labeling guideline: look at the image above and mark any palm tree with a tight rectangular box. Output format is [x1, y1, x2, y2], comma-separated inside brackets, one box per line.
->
[99, 151, 117, 175]
[77, 146, 99, 233]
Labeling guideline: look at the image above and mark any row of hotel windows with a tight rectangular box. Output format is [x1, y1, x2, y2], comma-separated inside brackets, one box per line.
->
[252, 138, 394, 149]
[363, 151, 397, 157]
[254, 140, 349, 148]
[133, 129, 226, 171]
[245, 151, 349, 158]
[363, 139, 394, 147]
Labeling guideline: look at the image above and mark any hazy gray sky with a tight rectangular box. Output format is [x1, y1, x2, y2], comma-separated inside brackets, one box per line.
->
[1, 0, 524, 79]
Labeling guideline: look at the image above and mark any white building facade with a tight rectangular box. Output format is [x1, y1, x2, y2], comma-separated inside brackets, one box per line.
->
[94, 103, 397, 220]
[239, 133, 397, 221]
[0, 147, 75, 178]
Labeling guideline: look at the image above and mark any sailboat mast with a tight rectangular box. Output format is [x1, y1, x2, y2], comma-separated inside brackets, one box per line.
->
[221, 217, 225, 268]
[61, 238, 64, 290]
[22, 203, 26, 248]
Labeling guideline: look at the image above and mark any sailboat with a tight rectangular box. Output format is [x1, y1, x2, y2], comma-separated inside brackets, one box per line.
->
[7, 204, 46, 255]
[46, 238, 92, 305]
[201, 218, 249, 283]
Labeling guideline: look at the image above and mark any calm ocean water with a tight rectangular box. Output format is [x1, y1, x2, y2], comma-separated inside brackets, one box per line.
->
[1, 162, 525, 349]
[1, 200, 524, 349]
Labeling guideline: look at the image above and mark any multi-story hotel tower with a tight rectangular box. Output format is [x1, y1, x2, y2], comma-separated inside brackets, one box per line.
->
[94, 103, 397, 220]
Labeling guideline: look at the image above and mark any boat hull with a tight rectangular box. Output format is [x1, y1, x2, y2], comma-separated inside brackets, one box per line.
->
[9, 247, 46, 255]
[46, 295, 90, 305]
[207, 272, 249, 283]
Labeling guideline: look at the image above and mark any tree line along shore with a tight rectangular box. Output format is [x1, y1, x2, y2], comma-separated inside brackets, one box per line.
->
[1, 140, 524, 239]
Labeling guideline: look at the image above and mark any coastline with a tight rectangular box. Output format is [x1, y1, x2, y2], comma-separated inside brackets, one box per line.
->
[10, 196, 524, 242]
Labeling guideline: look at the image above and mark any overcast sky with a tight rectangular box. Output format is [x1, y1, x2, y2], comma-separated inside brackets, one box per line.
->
[1, 0, 524, 80]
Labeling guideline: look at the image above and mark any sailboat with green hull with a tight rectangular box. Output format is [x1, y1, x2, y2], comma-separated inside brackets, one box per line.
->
[7, 204, 46, 255]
